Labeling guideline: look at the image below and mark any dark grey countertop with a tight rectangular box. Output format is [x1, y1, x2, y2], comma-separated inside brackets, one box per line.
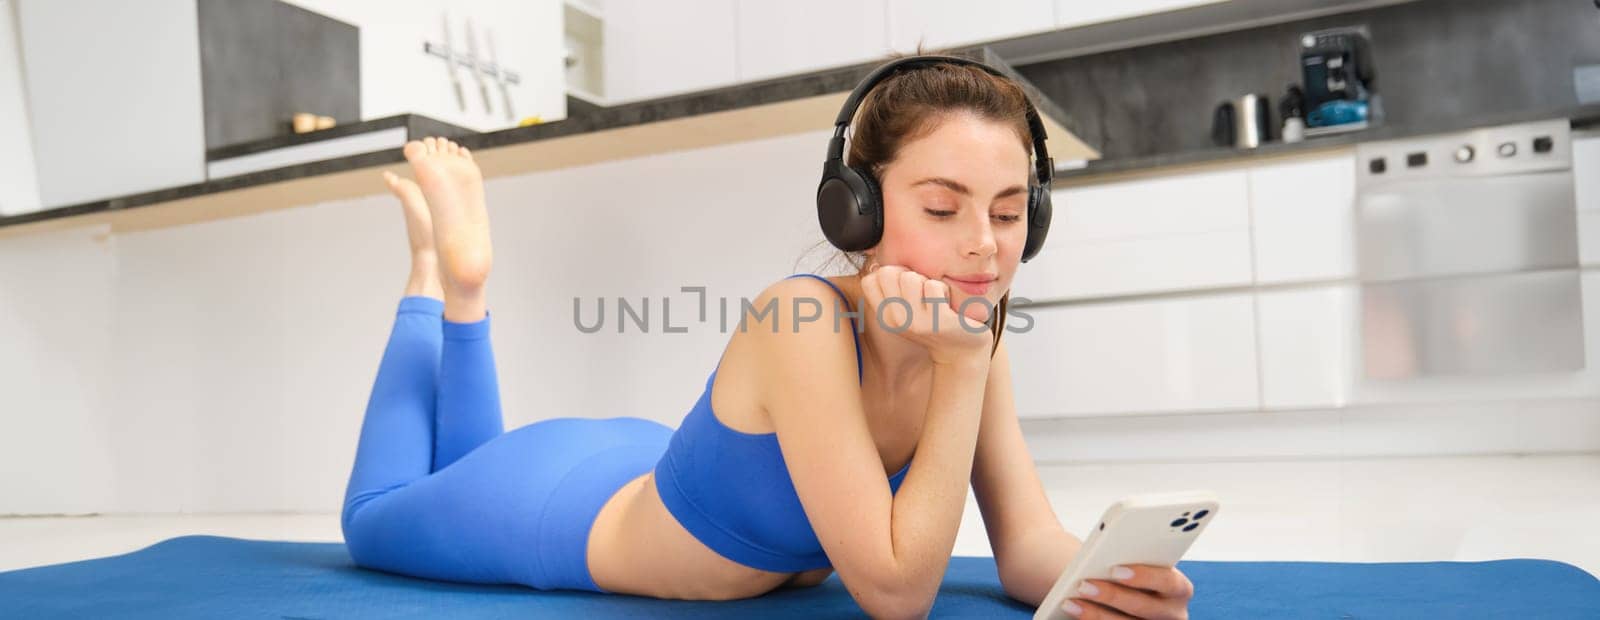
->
[0, 46, 1080, 232]
[1055, 102, 1600, 182]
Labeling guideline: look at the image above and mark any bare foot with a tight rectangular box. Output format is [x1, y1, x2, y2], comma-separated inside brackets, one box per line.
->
[383, 171, 444, 300]
[403, 137, 490, 321]
[383, 171, 434, 255]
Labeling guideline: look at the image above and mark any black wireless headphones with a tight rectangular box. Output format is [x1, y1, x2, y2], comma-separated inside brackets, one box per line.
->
[816, 55, 1054, 263]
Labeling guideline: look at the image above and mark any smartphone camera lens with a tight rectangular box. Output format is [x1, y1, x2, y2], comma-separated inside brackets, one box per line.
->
[1169, 518, 1188, 528]
[1183, 522, 1200, 532]
[1194, 510, 1209, 520]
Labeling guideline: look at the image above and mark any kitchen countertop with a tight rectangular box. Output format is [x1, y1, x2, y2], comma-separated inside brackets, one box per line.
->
[1053, 101, 1600, 185]
[0, 46, 1093, 239]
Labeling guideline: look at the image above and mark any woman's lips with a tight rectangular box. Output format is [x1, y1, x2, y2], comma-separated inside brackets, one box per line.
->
[944, 277, 992, 296]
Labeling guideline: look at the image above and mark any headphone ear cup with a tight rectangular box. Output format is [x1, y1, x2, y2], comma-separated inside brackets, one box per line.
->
[817, 164, 885, 252]
[855, 164, 884, 232]
[1021, 184, 1053, 263]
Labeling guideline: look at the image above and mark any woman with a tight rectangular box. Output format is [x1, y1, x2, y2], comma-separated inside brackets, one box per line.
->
[341, 57, 1195, 620]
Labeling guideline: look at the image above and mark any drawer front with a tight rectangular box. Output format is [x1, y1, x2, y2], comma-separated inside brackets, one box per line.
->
[1006, 294, 1260, 417]
[1257, 286, 1355, 410]
[1249, 154, 1357, 284]
[1018, 170, 1253, 301]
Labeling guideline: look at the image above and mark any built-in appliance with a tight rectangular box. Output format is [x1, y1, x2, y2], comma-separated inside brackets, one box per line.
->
[1355, 119, 1585, 379]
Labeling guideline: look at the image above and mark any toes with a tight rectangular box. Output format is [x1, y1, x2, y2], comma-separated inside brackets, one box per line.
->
[402, 140, 426, 162]
[412, 136, 472, 159]
[460, 146, 472, 161]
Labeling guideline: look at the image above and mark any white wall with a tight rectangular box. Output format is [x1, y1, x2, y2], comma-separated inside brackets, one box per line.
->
[0, 225, 117, 514]
[0, 0, 41, 216]
[281, 0, 567, 131]
[17, 0, 207, 209]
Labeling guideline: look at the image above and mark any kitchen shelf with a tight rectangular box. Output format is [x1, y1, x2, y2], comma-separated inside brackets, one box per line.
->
[563, 0, 603, 23]
[564, 0, 605, 102]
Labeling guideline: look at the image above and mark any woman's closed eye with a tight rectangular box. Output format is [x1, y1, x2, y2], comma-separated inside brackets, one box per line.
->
[923, 207, 1022, 223]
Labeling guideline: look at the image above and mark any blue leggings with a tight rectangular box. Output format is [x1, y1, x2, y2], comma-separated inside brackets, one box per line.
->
[341, 296, 673, 592]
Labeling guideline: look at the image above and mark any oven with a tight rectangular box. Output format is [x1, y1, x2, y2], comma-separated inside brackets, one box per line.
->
[1355, 119, 1585, 379]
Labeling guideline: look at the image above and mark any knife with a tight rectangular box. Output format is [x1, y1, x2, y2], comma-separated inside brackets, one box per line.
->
[486, 29, 515, 122]
[441, 12, 465, 111]
[464, 18, 493, 115]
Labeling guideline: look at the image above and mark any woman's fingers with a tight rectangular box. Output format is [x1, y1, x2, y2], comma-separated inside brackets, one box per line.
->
[921, 277, 964, 331]
[860, 264, 993, 362]
[1075, 579, 1185, 620]
[875, 264, 905, 302]
[1065, 598, 1137, 620]
[923, 277, 948, 311]
[860, 266, 884, 307]
[1116, 565, 1195, 601]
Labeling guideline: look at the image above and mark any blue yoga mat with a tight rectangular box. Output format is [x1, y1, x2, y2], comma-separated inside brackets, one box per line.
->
[2, 535, 1597, 618]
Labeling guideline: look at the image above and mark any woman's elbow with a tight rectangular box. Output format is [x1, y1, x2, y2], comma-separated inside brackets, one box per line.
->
[859, 583, 936, 620]
[862, 598, 933, 620]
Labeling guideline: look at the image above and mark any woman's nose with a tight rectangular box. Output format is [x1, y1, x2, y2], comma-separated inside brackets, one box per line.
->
[965, 214, 997, 257]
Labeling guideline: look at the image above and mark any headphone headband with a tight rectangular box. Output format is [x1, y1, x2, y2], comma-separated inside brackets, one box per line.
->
[825, 55, 1053, 186]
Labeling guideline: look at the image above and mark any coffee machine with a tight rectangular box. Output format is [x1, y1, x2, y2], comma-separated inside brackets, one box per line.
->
[1300, 27, 1377, 134]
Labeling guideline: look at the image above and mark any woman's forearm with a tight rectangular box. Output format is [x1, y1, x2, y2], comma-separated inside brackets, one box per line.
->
[1001, 527, 1084, 607]
[885, 356, 992, 606]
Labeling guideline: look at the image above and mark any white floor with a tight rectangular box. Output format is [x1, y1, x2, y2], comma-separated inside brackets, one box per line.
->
[4, 454, 1598, 579]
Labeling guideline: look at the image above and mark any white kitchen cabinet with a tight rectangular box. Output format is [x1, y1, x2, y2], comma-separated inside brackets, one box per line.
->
[886, 0, 1054, 53]
[1249, 153, 1357, 284]
[1011, 169, 1254, 301]
[1055, 0, 1231, 29]
[1256, 286, 1355, 410]
[736, 0, 889, 82]
[1574, 134, 1600, 267]
[281, 0, 566, 132]
[603, 0, 737, 103]
[1006, 294, 1260, 417]
[17, 0, 207, 209]
[0, 0, 40, 216]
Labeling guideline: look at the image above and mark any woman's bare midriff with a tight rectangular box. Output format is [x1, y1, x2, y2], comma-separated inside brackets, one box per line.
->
[585, 471, 834, 599]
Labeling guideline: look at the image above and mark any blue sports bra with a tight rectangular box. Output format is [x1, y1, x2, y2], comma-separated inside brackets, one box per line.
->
[652, 273, 912, 573]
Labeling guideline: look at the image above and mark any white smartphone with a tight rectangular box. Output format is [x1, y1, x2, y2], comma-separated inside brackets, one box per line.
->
[1033, 490, 1220, 620]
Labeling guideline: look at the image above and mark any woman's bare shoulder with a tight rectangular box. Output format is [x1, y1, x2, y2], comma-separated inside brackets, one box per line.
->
[708, 275, 861, 433]
[737, 275, 861, 392]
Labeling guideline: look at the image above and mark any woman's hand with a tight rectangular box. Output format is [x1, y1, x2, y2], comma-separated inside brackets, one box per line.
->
[1063, 564, 1194, 619]
[860, 264, 994, 366]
